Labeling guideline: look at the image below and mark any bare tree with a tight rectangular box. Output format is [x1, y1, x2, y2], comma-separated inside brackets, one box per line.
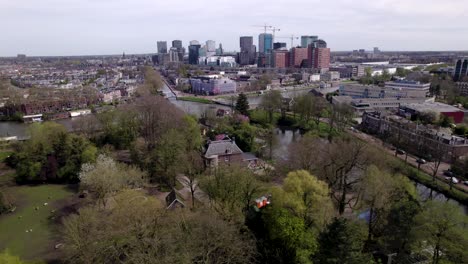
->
[318, 139, 369, 215]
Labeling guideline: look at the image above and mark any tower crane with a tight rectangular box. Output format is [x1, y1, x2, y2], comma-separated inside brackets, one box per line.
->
[251, 24, 272, 34]
[268, 27, 281, 43]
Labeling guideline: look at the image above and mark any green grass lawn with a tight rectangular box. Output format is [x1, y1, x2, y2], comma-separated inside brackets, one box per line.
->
[0, 151, 13, 163]
[0, 185, 74, 261]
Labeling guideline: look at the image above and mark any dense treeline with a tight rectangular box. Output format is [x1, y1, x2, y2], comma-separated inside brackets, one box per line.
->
[6, 122, 97, 183]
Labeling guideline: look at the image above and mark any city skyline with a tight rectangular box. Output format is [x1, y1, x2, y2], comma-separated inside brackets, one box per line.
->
[1, 0, 468, 56]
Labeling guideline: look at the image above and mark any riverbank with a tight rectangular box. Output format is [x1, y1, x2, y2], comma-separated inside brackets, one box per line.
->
[177, 96, 215, 104]
[348, 129, 468, 205]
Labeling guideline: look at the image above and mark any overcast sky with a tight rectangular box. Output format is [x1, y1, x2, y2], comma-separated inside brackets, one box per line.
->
[1, 0, 467, 56]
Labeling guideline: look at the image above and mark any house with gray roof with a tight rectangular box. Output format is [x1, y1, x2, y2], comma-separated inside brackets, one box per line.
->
[204, 137, 258, 168]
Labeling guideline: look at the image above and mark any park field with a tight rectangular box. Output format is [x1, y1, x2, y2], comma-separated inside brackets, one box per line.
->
[0, 184, 75, 261]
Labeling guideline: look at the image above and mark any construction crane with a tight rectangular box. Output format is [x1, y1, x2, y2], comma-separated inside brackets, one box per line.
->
[251, 24, 273, 34]
[268, 27, 281, 42]
[276, 35, 299, 48]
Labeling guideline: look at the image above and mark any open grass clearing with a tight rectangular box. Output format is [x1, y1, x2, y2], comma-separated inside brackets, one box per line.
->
[0, 184, 75, 261]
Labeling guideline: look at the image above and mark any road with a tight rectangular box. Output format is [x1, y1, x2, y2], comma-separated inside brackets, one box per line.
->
[348, 128, 468, 193]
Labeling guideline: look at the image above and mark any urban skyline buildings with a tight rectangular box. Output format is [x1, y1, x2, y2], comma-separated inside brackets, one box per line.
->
[301, 35, 318, 48]
[454, 58, 468, 81]
[156, 32, 330, 70]
[258, 33, 273, 54]
[157, 41, 168, 54]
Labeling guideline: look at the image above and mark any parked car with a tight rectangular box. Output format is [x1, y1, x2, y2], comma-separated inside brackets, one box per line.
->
[396, 149, 406, 155]
[416, 158, 426, 164]
[445, 177, 459, 184]
[443, 170, 453, 177]
[464, 181, 468, 186]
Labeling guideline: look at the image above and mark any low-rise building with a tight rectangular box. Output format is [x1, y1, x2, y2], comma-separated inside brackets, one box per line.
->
[332, 96, 433, 114]
[361, 112, 468, 161]
[190, 76, 236, 95]
[399, 102, 465, 124]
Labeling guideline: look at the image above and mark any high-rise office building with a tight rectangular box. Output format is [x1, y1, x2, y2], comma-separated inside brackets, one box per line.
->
[157, 41, 168, 54]
[172, 40, 184, 61]
[273, 42, 287, 50]
[313, 39, 327, 48]
[259, 33, 273, 54]
[189, 40, 200, 46]
[206, 40, 216, 57]
[172, 40, 183, 50]
[216, 43, 224, 55]
[239, 36, 256, 65]
[290, 47, 308, 68]
[454, 58, 468, 81]
[169, 47, 179, 63]
[188, 44, 201, 65]
[301, 36, 318, 48]
[206, 40, 216, 52]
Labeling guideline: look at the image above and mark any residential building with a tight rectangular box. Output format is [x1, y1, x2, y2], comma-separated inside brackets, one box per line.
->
[454, 58, 468, 81]
[330, 65, 365, 78]
[157, 41, 167, 54]
[321, 71, 340, 81]
[290, 47, 308, 68]
[456, 82, 468, 96]
[188, 44, 201, 65]
[301, 35, 318, 48]
[361, 112, 468, 161]
[189, 76, 237, 95]
[204, 137, 258, 168]
[273, 50, 290, 68]
[309, 47, 330, 70]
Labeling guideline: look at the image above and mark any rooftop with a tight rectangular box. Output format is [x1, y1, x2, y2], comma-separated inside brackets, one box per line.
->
[401, 102, 463, 113]
[205, 139, 243, 158]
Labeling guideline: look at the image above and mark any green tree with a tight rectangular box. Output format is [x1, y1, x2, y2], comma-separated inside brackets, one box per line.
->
[8, 122, 97, 183]
[411, 201, 468, 264]
[235, 93, 250, 116]
[201, 165, 262, 222]
[152, 129, 186, 186]
[260, 90, 283, 124]
[275, 170, 334, 230]
[315, 218, 372, 264]
[262, 207, 317, 264]
[380, 199, 421, 260]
